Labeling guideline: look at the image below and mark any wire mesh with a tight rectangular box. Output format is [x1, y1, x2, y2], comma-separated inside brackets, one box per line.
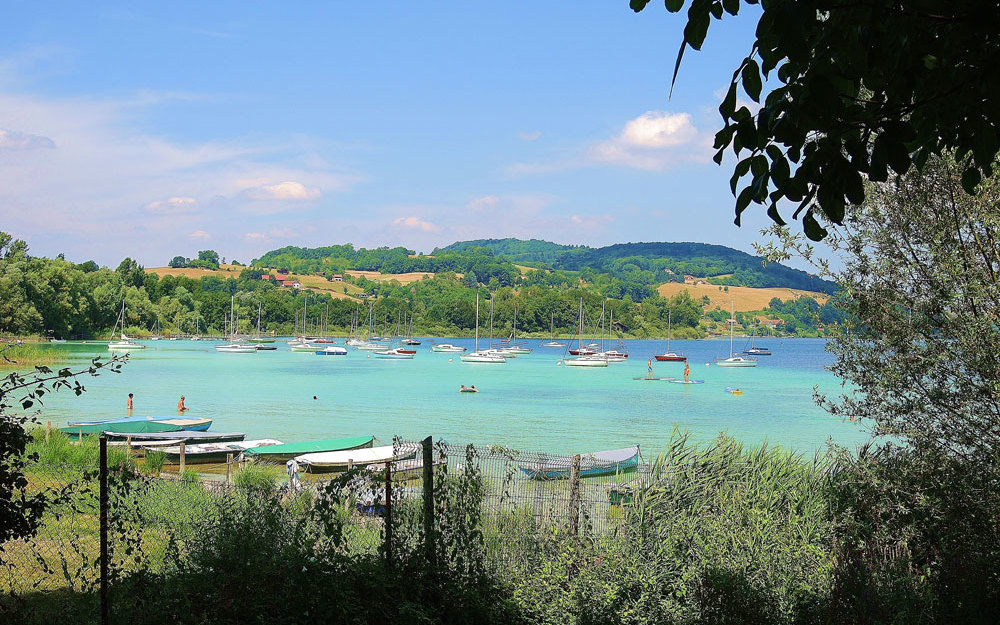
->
[3, 438, 648, 602]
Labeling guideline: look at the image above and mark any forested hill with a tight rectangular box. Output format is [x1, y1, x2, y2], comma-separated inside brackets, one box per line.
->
[432, 239, 834, 293]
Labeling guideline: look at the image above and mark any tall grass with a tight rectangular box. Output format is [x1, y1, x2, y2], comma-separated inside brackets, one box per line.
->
[0, 342, 60, 368]
[26, 428, 134, 469]
[233, 461, 284, 490]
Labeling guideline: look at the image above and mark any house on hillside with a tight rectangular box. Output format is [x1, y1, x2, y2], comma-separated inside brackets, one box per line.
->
[684, 274, 696, 284]
[332, 274, 344, 282]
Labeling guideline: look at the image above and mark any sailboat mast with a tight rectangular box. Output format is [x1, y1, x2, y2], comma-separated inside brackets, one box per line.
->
[474, 291, 480, 352]
[488, 294, 495, 349]
[730, 299, 735, 356]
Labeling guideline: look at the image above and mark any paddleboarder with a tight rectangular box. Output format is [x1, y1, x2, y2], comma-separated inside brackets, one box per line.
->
[683, 362, 690, 382]
[647, 358, 653, 379]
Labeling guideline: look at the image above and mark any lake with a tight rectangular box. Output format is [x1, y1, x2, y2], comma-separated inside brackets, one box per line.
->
[33, 337, 866, 456]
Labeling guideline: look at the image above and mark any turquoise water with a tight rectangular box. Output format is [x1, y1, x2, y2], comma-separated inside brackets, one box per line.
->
[33, 338, 866, 455]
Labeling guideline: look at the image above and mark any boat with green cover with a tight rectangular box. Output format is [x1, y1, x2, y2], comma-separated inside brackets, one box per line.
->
[156, 439, 283, 464]
[60, 416, 212, 435]
[243, 435, 375, 462]
[103, 430, 245, 444]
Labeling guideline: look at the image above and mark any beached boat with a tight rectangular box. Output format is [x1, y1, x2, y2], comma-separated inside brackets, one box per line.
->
[244, 435, 375, 463]
[295, 443, 420, 473]
[315, 345, 348, 356]
[61, 416, 212, 435]
[103, 430, 245, 444]
[156, 439, 283, 463]
[519, 446, 640, 480]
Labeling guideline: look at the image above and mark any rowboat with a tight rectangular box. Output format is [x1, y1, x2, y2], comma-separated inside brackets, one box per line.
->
[103, 430, 245, 444]
[519, 446, 640, 480]
[295, 443, 420, 473]
[243, 435, 375, 463]
[155, 439, 283, 463]
[61, 416, 213, 435]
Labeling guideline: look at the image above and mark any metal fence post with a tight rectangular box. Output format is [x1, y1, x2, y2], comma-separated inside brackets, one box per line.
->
[384, 460, 393, 567]
[226, 453, 233, 485]
[422, 436, 434, 565]
[179, 441, 185, 474]
[99, 434, 109, 625]
[569, 454, 581, 536]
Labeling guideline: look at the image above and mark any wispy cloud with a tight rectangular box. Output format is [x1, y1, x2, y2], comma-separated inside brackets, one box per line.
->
[516, 130, 541, 141]
[188, 230, 211, 241]
[242, 180, 321, 201]
[145, 196, 198, 214]
[0, 128, 56, 150]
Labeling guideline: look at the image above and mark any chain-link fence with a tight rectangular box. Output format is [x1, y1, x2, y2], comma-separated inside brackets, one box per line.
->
[3, 436, 648, 622]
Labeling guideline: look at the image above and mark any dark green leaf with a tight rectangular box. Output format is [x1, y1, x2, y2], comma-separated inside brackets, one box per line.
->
[803, 211, 828, 241]
[630, 0, 652, 10]
[961, 167, 981, 194]
[665, 0, 685, 11]
[721, 0, 739, 15]
[741, 59, 762, 102]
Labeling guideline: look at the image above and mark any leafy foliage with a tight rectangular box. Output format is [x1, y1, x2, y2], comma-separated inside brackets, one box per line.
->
[631, 0, 1000, 240]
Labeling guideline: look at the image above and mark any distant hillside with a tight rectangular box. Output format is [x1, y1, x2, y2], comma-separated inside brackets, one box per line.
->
[434, 239, 834, 294]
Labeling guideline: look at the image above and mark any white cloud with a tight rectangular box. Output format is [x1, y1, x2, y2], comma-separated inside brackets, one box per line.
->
[0, 128, 55, 150]
[145, 196, 198, 214]
[588, 111, 707, 171]
[242, 180, 321, 201]
[509, 110, 712, 176]
[391, 216, 440, 232]
[517, 130, 541, 141]
[188, 230, 211, 240]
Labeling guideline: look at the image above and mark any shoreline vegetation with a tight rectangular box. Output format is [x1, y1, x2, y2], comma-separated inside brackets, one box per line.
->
[0, 232, 842, 344]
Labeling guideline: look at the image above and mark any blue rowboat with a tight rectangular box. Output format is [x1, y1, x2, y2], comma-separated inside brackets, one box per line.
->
[519, 445, 640, 480]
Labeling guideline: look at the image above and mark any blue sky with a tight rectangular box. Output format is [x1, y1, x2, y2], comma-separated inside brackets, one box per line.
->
[0, 1, 793, 269]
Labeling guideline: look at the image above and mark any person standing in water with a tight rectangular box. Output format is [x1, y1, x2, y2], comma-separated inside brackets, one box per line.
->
[683, 362, 691, 382]
[177, 395, 189, 413]
[126, 393, 134, 413]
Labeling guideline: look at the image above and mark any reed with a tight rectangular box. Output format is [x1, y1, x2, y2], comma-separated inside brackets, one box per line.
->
[233, 461, 283, 490]
[0, 342, 60, 368]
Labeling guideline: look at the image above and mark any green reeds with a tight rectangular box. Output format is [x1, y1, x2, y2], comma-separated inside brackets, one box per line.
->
[26, 428, 134, 470]
[233, 460, 283, 490]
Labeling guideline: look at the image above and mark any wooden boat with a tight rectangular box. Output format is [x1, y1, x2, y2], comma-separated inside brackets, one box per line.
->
[295, 443, 420, 473]
[243, 435, 375, 463]
[61, 416, 213, 435]
[103, 430, 245, 444]
[519, 446, 640, 480]
[156, 439, 283, 463]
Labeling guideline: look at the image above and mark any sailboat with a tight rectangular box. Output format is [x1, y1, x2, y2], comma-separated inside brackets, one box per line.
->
[494, 306, 532, 355]
[742, 326, 772, 356]
[251, 303, 277, 350]
[598, 306, 628, 361]
[375, 312, 416, 358]
[564, 298, 608, 367]
[716, 300, 757, 367]
[402, 312, 421, 345]
[108, 301, 146, 351]
[216, 297, 256, 353]
[461, 291, 506, 363]
[540, 313, 566, 348]
[150, 318, 162, 340]
[654, 309, 687, 361]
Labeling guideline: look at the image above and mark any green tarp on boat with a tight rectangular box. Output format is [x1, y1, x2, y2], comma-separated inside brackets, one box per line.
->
[59, 417, 212, 435]
[244, 435, 375, 461]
